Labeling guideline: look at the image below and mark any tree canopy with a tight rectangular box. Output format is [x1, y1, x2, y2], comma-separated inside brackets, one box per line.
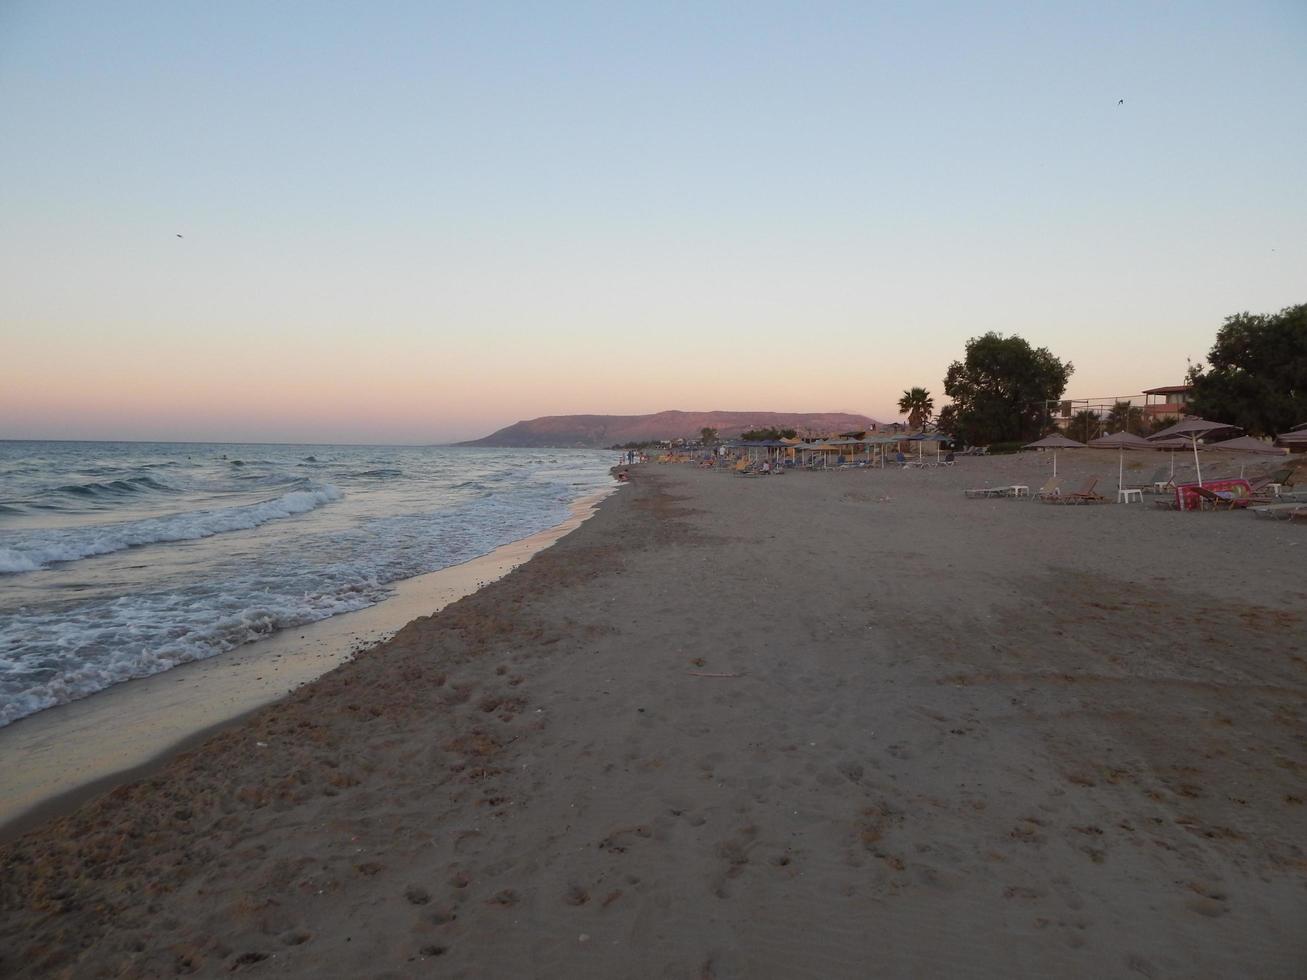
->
[942, 333, 1073, 445]
[1106, 400, 1146, 436]
[897, 388, 934, 430]
[1188, 304, 1307, 436]
[740, 427, 796, 441]
[1066, 409, 1099, 443]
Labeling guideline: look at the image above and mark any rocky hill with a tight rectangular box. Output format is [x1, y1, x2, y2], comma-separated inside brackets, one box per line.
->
[458, 411, 881, 448]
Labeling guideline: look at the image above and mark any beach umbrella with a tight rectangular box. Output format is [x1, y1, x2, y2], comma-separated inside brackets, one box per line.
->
[1207, 436, 1285, 477]
[1088, 430, 1151, 496]
[1277, 424, 1307, 447]
[1147, 418, 1240, 488]
[1023, 433, 1086, 478]
[916, 431, 951, 464]
[1208, 435, 1283, 455]
[1148, 436, 1198, 481]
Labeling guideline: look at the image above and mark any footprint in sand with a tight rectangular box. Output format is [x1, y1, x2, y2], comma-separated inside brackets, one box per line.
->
[710, 826, 759, 898]
[598, 824, 654, 853]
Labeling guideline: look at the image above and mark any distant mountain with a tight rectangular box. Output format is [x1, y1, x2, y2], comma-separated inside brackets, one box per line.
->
[458, 411, 882, 448]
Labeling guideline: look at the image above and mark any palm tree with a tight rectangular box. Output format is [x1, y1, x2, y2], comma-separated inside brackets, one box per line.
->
[1106, 400, 1146, 435]
[898, 387, 934, 431]
[1068, 409, 1099, 443]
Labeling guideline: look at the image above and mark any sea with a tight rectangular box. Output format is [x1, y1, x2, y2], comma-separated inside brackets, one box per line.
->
[0, 441, 616, 728]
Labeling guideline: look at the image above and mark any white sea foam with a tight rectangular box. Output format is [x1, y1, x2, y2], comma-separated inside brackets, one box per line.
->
[0, 443, 617, 728]
[0, 583, 381, 727]
[0, 484, 342, 574]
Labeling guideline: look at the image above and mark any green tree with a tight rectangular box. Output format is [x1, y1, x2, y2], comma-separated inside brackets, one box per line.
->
[1188, 304, 1307, 436]
[943, 333, 1074, 446]
[740, 427, 797, 441]
[699, 427, 719, 445]
[1106, 400, 1146, 435]
[935, 404, 958, 436]
[1067, 409, 1099, 443]
[897, 387, 935, 431]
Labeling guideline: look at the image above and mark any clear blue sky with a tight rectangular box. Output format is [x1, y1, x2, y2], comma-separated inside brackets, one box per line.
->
[2, 1, 1304, 442]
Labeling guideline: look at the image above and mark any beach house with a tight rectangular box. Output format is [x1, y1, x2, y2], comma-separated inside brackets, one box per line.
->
[1142, 384, 1193, 422]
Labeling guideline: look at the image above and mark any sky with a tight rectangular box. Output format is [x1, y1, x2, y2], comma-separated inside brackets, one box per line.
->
[1, 1, 1304, 444]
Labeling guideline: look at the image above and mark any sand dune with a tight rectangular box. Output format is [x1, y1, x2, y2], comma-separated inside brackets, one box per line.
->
[2, 454, 1305, 978]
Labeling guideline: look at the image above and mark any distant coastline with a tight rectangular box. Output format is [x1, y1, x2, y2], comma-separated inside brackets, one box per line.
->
[459, 409, 882, 449]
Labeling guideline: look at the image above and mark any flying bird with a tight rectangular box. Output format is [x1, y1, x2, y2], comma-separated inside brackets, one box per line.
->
[176, 234, 183, 238]
[1118, 99, 1124, 105]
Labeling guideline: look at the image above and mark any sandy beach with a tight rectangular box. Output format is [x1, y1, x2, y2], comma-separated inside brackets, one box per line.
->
[3, 453, 1305, 978]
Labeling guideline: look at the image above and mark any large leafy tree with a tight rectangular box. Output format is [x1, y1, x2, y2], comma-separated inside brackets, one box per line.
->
[943, 333, 1073, 445]
[897, 387, 934, 430]
[1188, 304, 1307, 436]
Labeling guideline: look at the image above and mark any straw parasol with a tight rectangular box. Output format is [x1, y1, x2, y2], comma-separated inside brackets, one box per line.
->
[1023, 433, 1086, 478]
[1087, 430, 1151, 496]
[1147, 418, 1240, 487]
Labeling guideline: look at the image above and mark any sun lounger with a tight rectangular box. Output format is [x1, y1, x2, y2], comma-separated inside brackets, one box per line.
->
[1191, 486, 1250, 510]
[1046, 476, 1104, 504]
[1252, 503, 1307, 521]
[1248, 468, 1295, 500]
[964, 486, 1007, 498]
[1033, 477, 1062, 501]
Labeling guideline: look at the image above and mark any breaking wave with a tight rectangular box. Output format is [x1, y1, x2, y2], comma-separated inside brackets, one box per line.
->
[0, 485, 342, 574]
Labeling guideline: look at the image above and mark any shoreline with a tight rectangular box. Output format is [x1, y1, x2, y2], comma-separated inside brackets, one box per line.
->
[2, 459, 1303, 977]
[0, 486, 616, 840]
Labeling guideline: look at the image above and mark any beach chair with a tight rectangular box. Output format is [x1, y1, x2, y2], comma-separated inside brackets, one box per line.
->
[1191, 486, 1249, 511]
[1033, 476, 1062, 501]
[1047, 476, 1104, 504]
[1251, 503, 1303, 520]
[963, 486, 1007, 498]
[1248, 468, 1294, 500]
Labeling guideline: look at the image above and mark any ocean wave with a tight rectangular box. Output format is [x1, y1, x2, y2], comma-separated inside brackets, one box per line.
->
[347, 468, 404, 479]
[49, 475, 181, 498]
[0, 581, 382, 727]
[0, 446, 620, 727]
[0, 484, 343, 574]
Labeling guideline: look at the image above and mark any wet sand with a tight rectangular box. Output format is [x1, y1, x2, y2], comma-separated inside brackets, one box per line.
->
[2, 455, 1305, 978]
